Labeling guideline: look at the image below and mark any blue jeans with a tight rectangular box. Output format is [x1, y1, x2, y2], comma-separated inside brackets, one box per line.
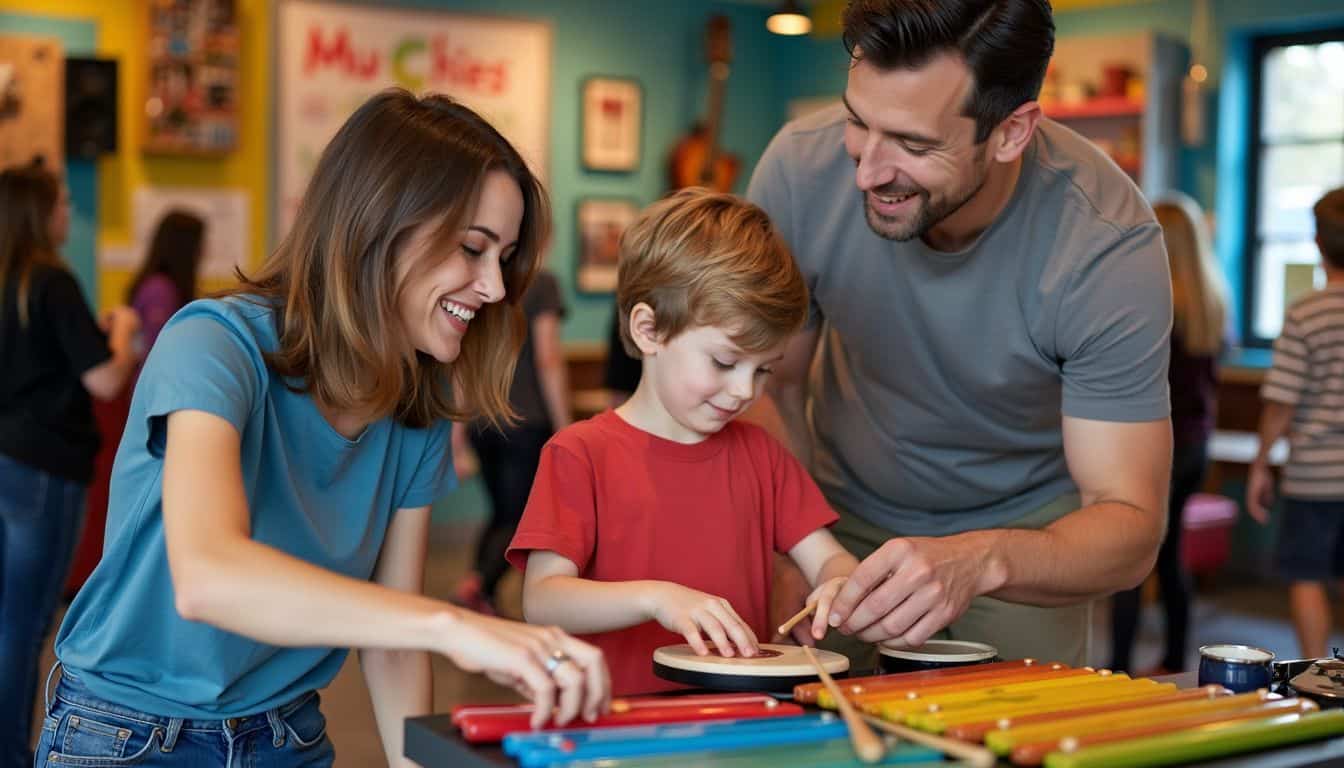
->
[0, 455, 85, 768]
[35, 668, 335, 767]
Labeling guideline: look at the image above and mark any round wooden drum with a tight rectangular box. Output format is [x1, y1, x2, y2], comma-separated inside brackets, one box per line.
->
[878, 639, 999, 673]
[652, 643, 850, 694]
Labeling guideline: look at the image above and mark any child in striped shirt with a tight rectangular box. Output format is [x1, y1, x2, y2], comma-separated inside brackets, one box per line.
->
[1250, 186, 1344, 659]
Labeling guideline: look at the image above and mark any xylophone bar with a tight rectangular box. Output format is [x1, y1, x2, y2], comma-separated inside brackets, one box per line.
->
[1010, 698, 1318, 766]
[985, 689, 1275, 752]
[831, 666, 1096, 708]
[452, 693, 801, 743]
[558, 737, 943, 767]
[794, 659, 1048, 703]
[946, 685, 1226, 742]
[1041, 709, 1344, 768]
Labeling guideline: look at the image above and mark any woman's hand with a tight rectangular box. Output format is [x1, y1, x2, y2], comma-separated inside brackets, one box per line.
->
[647, 583, 759, 658]
[440, 610, 610, 729]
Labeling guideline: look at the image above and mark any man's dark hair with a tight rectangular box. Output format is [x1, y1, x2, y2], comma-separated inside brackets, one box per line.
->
[1315, 187, 1344, 270]
[843, 0, 1055, 143]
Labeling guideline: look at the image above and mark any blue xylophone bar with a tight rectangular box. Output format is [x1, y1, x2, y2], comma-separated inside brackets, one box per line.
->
[559, 737, 945, 767]
[504, 713, 940, 768]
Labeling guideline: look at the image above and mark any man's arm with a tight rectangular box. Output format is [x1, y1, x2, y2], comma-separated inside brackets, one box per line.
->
[826, 416, 1170, 645]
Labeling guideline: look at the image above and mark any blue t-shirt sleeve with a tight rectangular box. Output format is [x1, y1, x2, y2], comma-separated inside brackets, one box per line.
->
[396, 420, 456, 509]
[137, 312, 263, 456]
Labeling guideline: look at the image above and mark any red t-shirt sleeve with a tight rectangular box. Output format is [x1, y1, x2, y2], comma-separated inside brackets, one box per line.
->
[506, 440, 597, 572]
[765, 432, 839, 552]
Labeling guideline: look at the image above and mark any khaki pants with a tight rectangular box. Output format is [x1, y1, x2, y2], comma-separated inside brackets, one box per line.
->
[820, 494, 1093, 673]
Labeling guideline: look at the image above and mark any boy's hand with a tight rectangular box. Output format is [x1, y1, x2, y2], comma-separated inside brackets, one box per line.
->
[1246, 460, 1275, 524]
[793, 577, 847, 645]
[648, 583, 759, 658]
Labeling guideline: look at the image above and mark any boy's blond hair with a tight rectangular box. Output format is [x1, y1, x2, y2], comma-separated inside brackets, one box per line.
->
[616, 187, 807, 357]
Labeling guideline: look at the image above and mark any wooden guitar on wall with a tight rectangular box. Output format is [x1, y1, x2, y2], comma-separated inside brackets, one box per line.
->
[668, 15, 740, 192]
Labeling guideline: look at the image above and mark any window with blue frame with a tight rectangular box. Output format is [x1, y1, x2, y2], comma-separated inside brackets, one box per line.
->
[1244, 29, 1344, 345]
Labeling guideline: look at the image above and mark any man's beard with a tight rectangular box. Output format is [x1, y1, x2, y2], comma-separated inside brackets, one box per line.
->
[862, 149, 990, 242]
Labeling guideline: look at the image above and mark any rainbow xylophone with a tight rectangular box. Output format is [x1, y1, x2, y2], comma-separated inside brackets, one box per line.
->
[800, 659, 1344, 767]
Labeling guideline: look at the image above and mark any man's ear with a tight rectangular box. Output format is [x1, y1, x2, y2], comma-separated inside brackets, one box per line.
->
[627, 302, 662, 356]
[990, 101, 1041, 164]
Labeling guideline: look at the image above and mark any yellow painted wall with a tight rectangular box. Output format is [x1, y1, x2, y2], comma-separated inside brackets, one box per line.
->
[0, 0, 271, 310]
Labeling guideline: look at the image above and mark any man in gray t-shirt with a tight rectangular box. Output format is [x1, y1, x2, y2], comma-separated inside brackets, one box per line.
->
[748, 0, 1172, 666]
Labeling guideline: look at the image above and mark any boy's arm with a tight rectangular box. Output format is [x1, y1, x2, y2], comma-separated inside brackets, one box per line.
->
[1247, 401, 1295, 523]
[522, 550, 760, 656]
[786, 529, 859, 642]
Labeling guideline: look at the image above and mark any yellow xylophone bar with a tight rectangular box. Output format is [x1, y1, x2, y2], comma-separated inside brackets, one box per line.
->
[946, 685, 1228, 742]
[902, 680, 1178, 733]
[986, 689, 1276, 753]
[1010, 698, 1317, 766]
[830, 666, 1097, 709]
[867, 671, 1135, 721]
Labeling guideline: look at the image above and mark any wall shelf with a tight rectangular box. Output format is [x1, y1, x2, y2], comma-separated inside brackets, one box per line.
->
[1043, 97, 1146, 120]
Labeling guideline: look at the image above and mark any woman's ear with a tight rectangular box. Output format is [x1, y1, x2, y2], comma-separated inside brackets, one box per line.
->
[627, 302, 662, 356]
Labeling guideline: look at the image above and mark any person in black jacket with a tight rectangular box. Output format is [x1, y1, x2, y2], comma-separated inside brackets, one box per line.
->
[0, 162, 139, 768]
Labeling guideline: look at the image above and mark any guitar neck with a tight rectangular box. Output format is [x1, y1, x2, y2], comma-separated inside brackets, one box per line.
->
[700, 63, 729, 184]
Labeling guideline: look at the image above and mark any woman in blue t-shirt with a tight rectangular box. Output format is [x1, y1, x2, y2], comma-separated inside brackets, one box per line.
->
[41, 91, 609, 768]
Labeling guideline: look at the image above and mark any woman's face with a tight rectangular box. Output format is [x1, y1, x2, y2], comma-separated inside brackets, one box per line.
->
[395, 169, 524, 364]
[48, 186, 70, 247]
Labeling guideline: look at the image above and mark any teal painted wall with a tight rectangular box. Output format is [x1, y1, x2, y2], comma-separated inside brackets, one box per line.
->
[0, 12, 98, 302]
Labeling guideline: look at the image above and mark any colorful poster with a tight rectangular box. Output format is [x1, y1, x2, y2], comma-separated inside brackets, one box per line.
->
[275, 1, 551, 239]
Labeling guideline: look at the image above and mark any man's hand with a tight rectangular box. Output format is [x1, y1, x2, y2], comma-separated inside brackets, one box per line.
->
[825, 533, 1004, 645]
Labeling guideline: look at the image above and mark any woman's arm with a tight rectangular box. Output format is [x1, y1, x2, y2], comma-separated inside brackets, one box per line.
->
[162, 409, 608, 726]
[81, 306, 139, 401]
[522, 550, 759, 657]
[531, 311, 571, 431]
[360, 505, 433, 768]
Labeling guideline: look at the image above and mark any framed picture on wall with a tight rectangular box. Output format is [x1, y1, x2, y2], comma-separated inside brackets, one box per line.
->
[576, 197, 639, 294]
[581, 76, 642, 172]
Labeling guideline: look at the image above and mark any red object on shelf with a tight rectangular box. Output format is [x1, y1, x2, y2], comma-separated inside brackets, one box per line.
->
[1181, 493, 1239, 576]
[451, 693, 803, 743]
[1044, 97, 1144, 120]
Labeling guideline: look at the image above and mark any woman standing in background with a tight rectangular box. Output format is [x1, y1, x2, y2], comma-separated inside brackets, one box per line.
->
[1110, 192, 1228, 674]
[127, 209, 205, 353]
[454, 266, 571, 615]
[0, 163, 139, 768]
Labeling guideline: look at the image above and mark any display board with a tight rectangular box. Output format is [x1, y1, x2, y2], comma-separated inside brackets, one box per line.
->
[275, 0, 552, 239]
[0, 33, 63, 170]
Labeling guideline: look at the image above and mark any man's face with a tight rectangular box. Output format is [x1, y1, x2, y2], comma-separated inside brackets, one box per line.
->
[843, 52, 992, 242]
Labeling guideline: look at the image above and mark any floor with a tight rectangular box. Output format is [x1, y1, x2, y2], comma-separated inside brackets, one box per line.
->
[33, 512, 1344, 767]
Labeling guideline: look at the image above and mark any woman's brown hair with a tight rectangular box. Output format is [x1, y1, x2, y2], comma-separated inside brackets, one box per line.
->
[0, 163, 61, 327]
[1155, 193, 1226, 357]
[230, 89, 547, 428]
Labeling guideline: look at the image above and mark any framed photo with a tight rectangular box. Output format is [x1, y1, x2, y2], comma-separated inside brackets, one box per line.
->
[144, 0, 240, 155]
[575, 198, 639, 294]
[581, 76, 642, 172]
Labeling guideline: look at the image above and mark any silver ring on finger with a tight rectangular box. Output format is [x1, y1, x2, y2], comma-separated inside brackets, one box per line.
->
[543, 649, 572, 675]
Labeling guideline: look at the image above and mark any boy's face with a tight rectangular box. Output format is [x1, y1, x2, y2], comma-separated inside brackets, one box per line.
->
[644, 323, 784, 440]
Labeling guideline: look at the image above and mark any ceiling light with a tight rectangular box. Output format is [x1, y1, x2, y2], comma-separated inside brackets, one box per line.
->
[767, 1, 812, 36]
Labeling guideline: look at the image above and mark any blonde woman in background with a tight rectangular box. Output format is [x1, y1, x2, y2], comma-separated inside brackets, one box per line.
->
[1110, 192, 1228, 674]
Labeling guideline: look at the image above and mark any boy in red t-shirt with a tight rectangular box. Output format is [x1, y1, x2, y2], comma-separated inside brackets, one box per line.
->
[507, 188, 858, 695]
